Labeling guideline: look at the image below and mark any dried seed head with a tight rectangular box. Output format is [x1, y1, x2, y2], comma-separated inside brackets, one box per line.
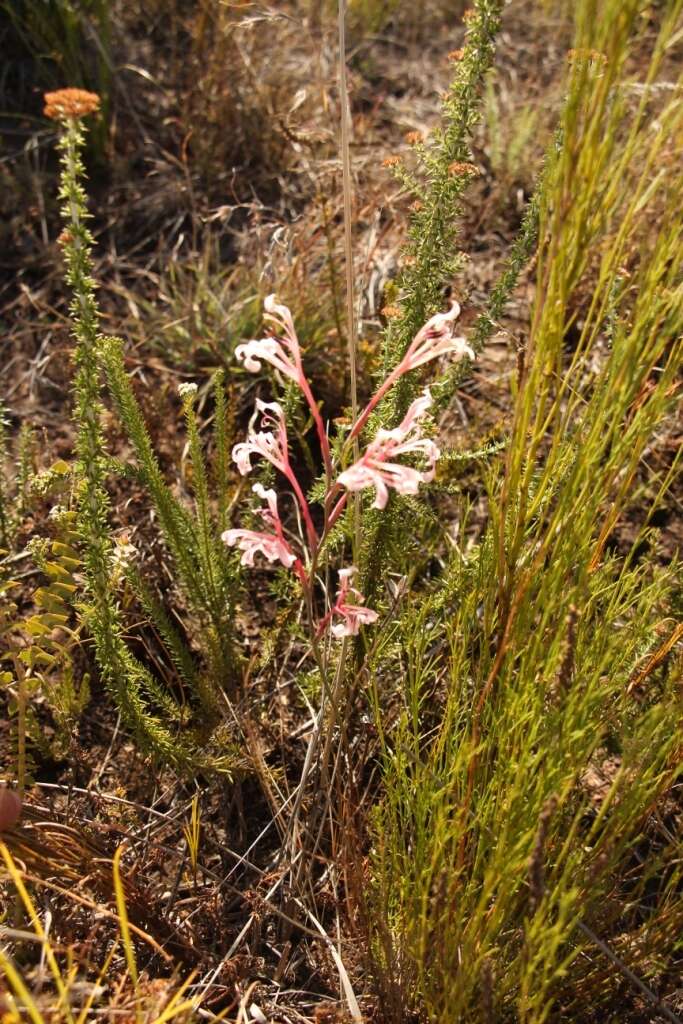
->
[528, 794, 558, 913]
[44, 88, 100, 121]
[567, 48, 607, 66]
[480, 958, 495, 1024]
[57, 228, 73, 247]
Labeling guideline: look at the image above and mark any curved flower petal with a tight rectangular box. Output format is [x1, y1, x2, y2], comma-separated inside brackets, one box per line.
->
[222, 528, 296, 568]
[338, 388, 439, 508]
[256, 398, 286, 422]
[236, 337, 297, 380]
[232, 401, 289, 477]
[264, 293, 298, 343]
[330, 604, 379, 637]
[252, 482, 279, 521]
[402, 302, 474, 371]
[328, 567, 379, 637]
[236, 296, 303, 384]
[375, 389, 434, 445]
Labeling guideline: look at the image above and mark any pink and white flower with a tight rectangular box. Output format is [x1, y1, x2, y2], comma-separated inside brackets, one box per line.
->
[222, 482, 296, 568]
[329, 567, 379, 638]
[232, 399, 289, 477]
[401, 302, 474, 371]
[349, 303, 473, 441]
[235, 295, 301, 383]
[338, 389, 439, 509]
[235, 295, 332, 474]
[232, 399, 319, 549]
[223, 528, 295, 568]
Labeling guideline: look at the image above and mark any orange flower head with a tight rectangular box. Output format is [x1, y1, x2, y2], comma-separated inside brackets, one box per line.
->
[447, 48, 465, 62]
[448, 160, 479, 178]
[567, 48, 607, 66]
[44, 88, 100, 121]
[382, 155, 401, 168]
[381, 305, 401, 319]
[404, 131, 423, 145]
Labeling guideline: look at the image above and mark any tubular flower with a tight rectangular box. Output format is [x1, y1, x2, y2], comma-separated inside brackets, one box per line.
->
[401, 302, 474, 371]
[236, 295, 333, 476]
[330, 567, 379, 638]
[339, 389, 439, 509]
[232, 400, 289, 477]
[232, 399, 318, 549]
[235, 295, 302, 382]
[222, 483, 296, 568]
[348, 304, 473, 441]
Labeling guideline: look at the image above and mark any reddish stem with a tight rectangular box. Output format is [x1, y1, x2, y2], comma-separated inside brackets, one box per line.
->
[299, 375, 333, 479]
[293, 558, 309, 587]
[282, 459, 318, 552]
[325, 491, 348, 533]
[347, 359, 405, 442]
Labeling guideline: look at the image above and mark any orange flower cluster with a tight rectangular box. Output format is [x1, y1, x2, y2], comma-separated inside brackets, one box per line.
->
[382, 155, 401, 167]
[448, 160, 479, 177]
[404, 131, 423, 145]
[381, 305, 401, 319]
[447, 48, 465, 62]
[44, 88, 100, 121]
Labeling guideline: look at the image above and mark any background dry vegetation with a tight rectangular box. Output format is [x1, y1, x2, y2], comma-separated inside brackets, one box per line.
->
[0, 1, 681, 1022]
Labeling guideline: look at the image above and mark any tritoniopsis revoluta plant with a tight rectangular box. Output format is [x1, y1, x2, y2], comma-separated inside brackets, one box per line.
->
[223, 294, 474, 637]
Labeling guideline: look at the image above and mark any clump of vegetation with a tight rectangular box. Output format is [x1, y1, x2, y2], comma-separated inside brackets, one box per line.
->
[0, 0, 681, 1021]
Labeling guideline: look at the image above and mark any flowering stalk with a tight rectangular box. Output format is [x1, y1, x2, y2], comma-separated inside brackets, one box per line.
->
[347, 302, 473, 444]
[316, 567, 379, 638]
[46, 89, 189, 765]
[236, 295, 332, 477]
[232, 399, 318, 551]
[225, 295, 474, 639]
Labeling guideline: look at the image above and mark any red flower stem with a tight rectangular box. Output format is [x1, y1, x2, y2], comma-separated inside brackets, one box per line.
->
[326, 491, 348, 533]
[293, 559, 309, 587]
[283, 461, 318, 552]
[315, 608, 334, 638]
[347, 359, 406, 442]
[299, 376, 333, 478]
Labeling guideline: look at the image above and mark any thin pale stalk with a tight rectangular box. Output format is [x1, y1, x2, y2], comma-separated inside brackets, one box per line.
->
[338, 0, 361, 558]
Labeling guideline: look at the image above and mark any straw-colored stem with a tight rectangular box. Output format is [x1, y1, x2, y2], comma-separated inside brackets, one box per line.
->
[338, 0, 361, 559]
